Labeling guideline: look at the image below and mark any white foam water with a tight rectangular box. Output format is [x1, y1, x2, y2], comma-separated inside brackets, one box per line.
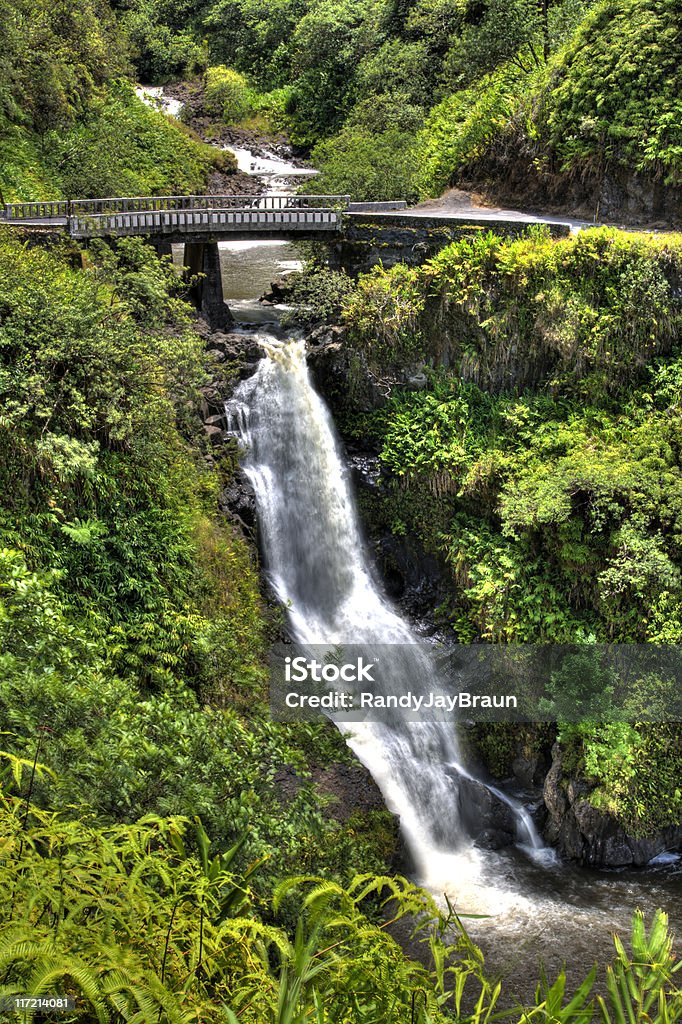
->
[226, 336, 553, 893]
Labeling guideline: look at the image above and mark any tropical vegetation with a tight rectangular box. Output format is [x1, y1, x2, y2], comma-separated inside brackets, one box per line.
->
[1, 0, 682, 1018]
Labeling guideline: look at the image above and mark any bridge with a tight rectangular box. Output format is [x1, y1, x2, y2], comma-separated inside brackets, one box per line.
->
[1, 194, 352, 326]
[1, 194, 350, 240]
[1, 193, 572, 327]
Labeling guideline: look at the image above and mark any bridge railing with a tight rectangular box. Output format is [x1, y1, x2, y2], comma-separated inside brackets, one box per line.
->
[68, 194, 351, 215]
[69, 207, 344, 238]
[2, 195, 350, 225]
[3, 201, 69, 220]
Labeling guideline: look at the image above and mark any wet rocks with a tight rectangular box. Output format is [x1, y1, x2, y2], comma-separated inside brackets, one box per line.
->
[543, 744, 682, 867]
[206, 347, 227, 362]
[512, 751, 545, 789]
[457, 774, 517, 849]
[197, 328, 269, 535]
[307, 328, 398, 413]
[260, 275, 296, 305]
[199, 385, 226, 421]
[474, 828, 516, 851]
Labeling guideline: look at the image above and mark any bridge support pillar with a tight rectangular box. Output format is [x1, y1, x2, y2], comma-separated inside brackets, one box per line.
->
[153, 239, 174, 259]
[183, 241, 233, 330]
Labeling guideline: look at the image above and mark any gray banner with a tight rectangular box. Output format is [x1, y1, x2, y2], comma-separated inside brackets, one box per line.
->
[269, 644, 682, 723]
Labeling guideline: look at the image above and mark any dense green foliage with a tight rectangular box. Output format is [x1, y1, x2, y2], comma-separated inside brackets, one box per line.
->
[43, 82, 229, 200]
[2, 754, 681, 1021]
[7, 0, 675, 206]
[280, 263, 356, 330]
[204, 65, 254, 123]
[5, 0, 675, 206]
[0, 231, 394, 888]
[0, 1, 227, 200]
[1, 0, 681, 1009]
[120, 0, 208, 82]
[541, 0, 682, 184]
[0, 757, 485, 1023]
[346, 226, 682, 398]
[116, 0, 681, 206]
[413, 0, 682, 201]
[341, 226, 682, 829]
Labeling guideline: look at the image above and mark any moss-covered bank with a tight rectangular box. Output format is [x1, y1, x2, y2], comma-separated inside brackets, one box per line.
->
[0, 228, 396, 886]
[311, 226, 682, 850]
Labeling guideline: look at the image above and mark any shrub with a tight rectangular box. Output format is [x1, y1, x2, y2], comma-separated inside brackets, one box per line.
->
[204, 65, 254, 124]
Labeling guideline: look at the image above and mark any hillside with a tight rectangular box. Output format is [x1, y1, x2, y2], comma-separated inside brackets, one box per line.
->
[1, 0, 682, 1019]
[0, 0, 234, 200]
[101, 0, 682, 222]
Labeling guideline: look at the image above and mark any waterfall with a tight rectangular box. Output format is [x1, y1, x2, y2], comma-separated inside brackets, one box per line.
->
[226, 336, 551, 882]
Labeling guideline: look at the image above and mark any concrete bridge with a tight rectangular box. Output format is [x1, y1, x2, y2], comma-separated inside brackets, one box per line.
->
[2, 194, 572, 327]
[1, 194, 350, 239]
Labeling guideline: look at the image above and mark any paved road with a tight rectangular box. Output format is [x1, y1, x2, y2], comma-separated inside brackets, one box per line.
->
[401, 189, 590, 233]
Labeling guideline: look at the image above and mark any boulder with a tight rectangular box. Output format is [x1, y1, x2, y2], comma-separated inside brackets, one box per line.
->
[260, 274, 296, 305]
[199, 385, 226, 418]
[203, 424, 224, 446]
[474, 828, 515, 851]
[457, 773, 517, 847]
[543, 744, 682, 867]
[203, 413, 226, 430]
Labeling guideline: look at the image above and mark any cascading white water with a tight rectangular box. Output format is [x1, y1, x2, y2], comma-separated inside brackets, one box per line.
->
[226, 335, 550, 886]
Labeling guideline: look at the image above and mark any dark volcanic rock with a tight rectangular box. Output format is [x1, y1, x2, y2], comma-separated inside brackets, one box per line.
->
[206, 347, 226, 362]
[204, 413, 226, 430]
[219, 473, 257, 535]
[457, 774, 517, 846]
[313, 762, 388, 822]
[260, 275, 296, 305]
[199, 385, 226, 419]
[544, 744, 682, 867]
[203, 424, 224, 446]
[474, 828, 515, 851]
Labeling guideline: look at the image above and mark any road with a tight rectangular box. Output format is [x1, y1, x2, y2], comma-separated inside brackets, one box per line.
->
[401, 188, 591, 233]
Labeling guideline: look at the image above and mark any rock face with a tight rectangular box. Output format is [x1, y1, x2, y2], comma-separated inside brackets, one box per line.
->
[461, 140, 682, 228]
[329, 214, 569, 277]
[219, 474, 257, 537]
[343, 444, 451, 627]
[273, 759, 403, 868]
[198, 327, 265, 532]
[544, 745, 682, 867]
[457, 774, 517, 850]
[307, 326, 429, 413]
